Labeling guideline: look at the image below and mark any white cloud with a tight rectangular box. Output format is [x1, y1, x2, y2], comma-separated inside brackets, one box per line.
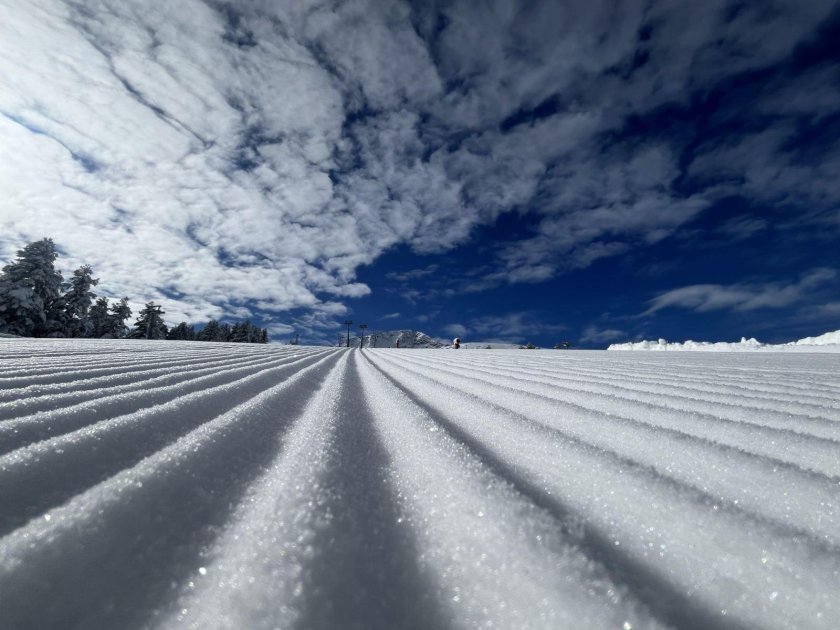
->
[460, 312, 566, 343]
[580, 326, 626, 345]
[1, 0, 837, 338]
[645, 268, 837, 315]
[0, 0, 366, 331]
[443, 323, 468, 338]
[386, 265, 440, 283]
[716, 216, 769, 240]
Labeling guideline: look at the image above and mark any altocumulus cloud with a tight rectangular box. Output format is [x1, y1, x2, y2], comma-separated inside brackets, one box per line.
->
[1, 0, 838, 331]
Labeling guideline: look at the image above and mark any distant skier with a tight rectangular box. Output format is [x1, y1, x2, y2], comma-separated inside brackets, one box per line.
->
[453, 337, 461, 349]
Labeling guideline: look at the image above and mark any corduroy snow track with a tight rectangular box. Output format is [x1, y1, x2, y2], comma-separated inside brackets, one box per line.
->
[0, 338, 838, 630]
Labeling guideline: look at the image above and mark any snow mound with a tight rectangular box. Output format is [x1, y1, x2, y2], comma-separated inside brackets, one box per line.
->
[609, 337, 766, 351]
[609, 329, 840, 352]
[789, 329, 840, 346]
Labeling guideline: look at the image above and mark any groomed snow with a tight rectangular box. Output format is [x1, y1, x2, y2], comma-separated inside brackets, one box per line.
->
[0, 338, 838, 629]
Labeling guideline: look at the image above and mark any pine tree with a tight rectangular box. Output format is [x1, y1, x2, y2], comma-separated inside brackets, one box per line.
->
[128, 302, 167, 340]
[104, 297, 132, 338]
[0, 238, 65, 337]
[217, 322, 232, 342]
[230, 321, 247, 343]
[87, 297, 110, 338]
[259, 328, 268, 344]
[196, 319, 219, 342]
[63, 265, 99, 337]
[167, 322, 196, 341]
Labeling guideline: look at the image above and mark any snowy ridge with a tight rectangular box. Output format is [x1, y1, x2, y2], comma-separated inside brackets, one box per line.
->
[0, 339, 838, 629]
[345, 329, 446, 349]
[349, 330, 523, 349]
[459, 341, 523, 349]
[609, 329, 840, 351]
[790, 329, 840, 346]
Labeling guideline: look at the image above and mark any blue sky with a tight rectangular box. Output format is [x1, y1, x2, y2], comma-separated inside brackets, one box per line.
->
[1, 0, 838, 346]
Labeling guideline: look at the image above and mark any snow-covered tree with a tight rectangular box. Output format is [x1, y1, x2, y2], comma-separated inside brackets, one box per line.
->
[0, 238, 65, 337]
[167, 322, 196, 341]
[252, 324, 265, 343]
[63, 265, 99, 337]
[87, 297, 110, 338]
[230, 321, 247, 343]
[251, 323, 266, 343]
[128, 302, 167, 340]
[224, 320, 265, 343]
[196, 319, 219, 342]
[218, 322, 232, 342]
[104, 297, 132, 338]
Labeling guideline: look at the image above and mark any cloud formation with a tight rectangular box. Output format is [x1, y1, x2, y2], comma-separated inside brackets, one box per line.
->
[580, 326, 627, 345]
[445, 312, 566, 344]
[1, 0, 837, 335]
[645, 268, 837, 315]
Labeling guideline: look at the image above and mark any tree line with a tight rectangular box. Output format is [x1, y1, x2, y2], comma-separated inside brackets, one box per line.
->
[0, 238, 268, 343]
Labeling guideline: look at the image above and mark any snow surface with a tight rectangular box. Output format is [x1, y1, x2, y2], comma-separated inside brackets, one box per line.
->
[609, 329, 840, 351]
[1, 338, 839, 629]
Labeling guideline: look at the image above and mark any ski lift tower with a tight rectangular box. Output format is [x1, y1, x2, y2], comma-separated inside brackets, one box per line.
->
[344, 320, 353, 347]
[359, 323, 368, 348]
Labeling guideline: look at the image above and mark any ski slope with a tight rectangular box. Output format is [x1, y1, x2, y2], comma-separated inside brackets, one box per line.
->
[0, 339, 838, 630]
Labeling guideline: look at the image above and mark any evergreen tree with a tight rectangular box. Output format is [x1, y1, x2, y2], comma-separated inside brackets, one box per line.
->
[45, 289, 69, 337]
[230, 321, 247, 343]
[217, 322, 232, 342]
[167, 322, 183, 340]
[63, 265, 99, 337]
[249, 322, 263, 343]
[259, 328, 268, 344]
[0, 238, 65, 337]
[246, 322, 262, 343]
[196, 319, 219, 342]
[87, 297, 110, 338]
[104, 297, 132, 338]
[167, 322, 196, 341]
[129, 302, 167, 340]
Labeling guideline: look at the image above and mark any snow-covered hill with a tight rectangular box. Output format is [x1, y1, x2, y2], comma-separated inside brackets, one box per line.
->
[344, 330, 525, 349]
[790, 329, 840, 346]
[1, 338, 838, 629]
[459, 341, 523, 349]
[343, 329, 447, 348]
[609, 329, 840, 351]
